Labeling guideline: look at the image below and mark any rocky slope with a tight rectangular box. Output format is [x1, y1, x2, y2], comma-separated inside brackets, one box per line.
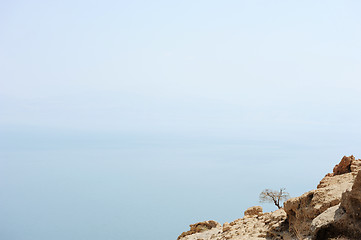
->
[177, 155, 361, 240]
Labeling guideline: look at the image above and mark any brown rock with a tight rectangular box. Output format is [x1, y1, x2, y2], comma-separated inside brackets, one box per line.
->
[322, 155, 361, 179]
[350, 159, 361, 173]
[177, 220, 221, 240]
[244, 206, 263, 217]
[341, 170, 361, 219]
[222, 222, 231, 232]
[311, 171, 361, 239]
[178, 209, 288, 240]
[333, 155, 354, 175]
[310, 204, 344, 233]
[284, 157, 358, 239]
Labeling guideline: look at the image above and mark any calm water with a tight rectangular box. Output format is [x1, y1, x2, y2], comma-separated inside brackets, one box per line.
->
[1, 129, 356, 240]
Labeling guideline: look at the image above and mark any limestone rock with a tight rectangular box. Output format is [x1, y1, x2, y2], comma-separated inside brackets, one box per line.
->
[350, 159, 361, 172]
[317, 171, 356, 189]
[284, 175, 353, 238]
[178, 209, 288, 240]
[244, 206, 263, 217]
[341, 170, 361, 219]
[284, 156, 361, 239]
[177, 220, 221, 240]
[333, 155, 354, 175]
[310, 204, 344, 233]
[222, 222, 231, 232]
[311, 171, 361, 239]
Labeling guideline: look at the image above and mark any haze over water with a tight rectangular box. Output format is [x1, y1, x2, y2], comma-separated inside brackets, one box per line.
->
[1, 1, 361, 240]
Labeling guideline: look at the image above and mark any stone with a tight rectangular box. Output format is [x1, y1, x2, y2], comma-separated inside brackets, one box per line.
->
[284, 176, 353, 239]
[311, 171, 361, 239]
[333, 155, 354, 176]
[283, 156, 361, 239]
[244, 206, 263, 217]
[177, 209, 288, 240]
[341, 170, 361, 219]
[222, 222, 231, 232]
[310, 204, 344, 233]
[177, 220, 221, 240]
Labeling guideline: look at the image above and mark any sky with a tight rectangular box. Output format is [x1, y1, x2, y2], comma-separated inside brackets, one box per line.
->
[1, 1, 361, 240]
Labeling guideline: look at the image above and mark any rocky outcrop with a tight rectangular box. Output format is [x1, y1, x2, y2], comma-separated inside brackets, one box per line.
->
[311, 170, 361, 239]
[310, 204, 344, 234]
[325, 155, 361, 177]
[284, 155, 361, 239]
[333, 155, 354, 175]
[244, 206, 263, 217]
[177, 220, 221, 240]
[341, 169, 361, 219]
[178, 155, 361, 240]
[284, 172, 355, 238]
[177, 209, 289, 240]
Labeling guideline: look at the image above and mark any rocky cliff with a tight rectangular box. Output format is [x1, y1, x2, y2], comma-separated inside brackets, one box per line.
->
[177, 155, 361, 240]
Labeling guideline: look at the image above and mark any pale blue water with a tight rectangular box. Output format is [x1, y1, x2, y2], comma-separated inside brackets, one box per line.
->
[1, 128, 359, 240]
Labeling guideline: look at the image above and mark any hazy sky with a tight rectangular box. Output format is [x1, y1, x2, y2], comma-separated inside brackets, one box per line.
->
[1, 1, 361, 240]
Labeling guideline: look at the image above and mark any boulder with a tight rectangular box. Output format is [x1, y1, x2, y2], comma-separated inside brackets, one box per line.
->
[244, 206, 263, 217]
[333, 155, 354, 175]
[310, 204, 344, 233]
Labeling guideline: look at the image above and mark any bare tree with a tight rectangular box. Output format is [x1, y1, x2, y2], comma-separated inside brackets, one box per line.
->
[259, 188, 290, 209]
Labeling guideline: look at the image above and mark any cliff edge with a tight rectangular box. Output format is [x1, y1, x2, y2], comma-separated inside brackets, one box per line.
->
[177, 155, 361, 240]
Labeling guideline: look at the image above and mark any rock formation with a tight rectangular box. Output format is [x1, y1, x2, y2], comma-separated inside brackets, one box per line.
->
[177, 155, 361, 240]
[284, 171, 355, 238]
[177, 207, 288, 240]
[311, 168, 361, 239]
[177, 220, 221, 240]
